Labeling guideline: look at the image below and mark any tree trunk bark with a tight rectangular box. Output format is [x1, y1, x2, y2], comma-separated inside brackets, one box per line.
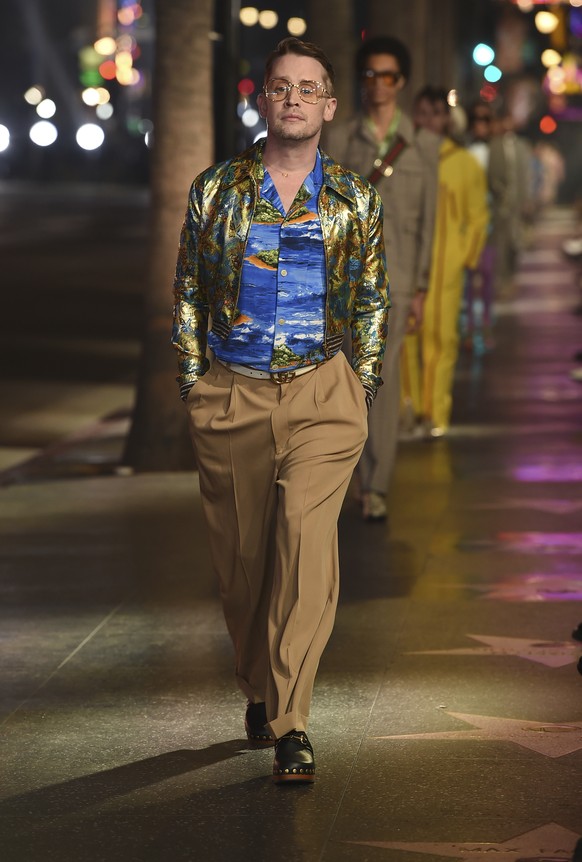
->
[123, 0, 214, 471]
[308, 0, 357, 121]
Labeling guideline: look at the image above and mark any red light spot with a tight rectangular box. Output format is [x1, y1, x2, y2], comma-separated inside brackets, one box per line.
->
[479, 84, 497, 102]
[238, 78, 255, 96]
[539, 115, 557, 134]
[99, 60, 117, 80]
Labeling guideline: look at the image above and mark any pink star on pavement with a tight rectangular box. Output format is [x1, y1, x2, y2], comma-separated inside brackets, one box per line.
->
[374, 712, 582, 757]
[347, 822, 580, 860]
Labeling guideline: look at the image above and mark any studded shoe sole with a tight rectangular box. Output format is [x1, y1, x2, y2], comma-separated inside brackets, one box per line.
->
[272, 731, 315, 784]
[245, 701, 275, 747]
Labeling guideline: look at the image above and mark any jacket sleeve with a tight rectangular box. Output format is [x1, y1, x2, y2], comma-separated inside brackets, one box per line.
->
[350, 185, 390, 405]
[171, 180, 211, 399]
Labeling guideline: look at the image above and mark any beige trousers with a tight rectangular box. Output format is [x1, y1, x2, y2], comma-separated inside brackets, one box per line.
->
[186, 351, 368, 739]
[357, 292, 411, 495]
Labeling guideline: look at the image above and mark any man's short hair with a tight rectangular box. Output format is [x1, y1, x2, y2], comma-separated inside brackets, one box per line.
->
[264, 37, 336, 94]
[414, 85, 450, 113]
[356, 36, 411, 82]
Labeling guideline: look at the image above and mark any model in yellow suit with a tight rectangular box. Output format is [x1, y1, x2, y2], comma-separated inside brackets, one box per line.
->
[402, 86, 489, 436]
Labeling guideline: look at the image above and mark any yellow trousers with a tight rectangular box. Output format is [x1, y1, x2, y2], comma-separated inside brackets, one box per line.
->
[401, 266, 465, 430]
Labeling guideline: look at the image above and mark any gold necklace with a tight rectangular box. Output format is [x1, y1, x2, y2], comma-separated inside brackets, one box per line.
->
[265, 162, 297, 178]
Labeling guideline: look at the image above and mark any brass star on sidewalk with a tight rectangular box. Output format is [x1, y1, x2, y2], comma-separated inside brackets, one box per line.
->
[347, 822, 580, 861]
[374, 712, 582, 757]
[408, 634, 580, 667]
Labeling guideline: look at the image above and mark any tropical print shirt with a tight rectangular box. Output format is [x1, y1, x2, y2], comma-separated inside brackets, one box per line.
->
[208, 152, 326, 371]
[172, 139, 390, 405]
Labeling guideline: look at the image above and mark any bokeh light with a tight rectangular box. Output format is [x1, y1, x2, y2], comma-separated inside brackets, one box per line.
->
[287, 17, 307, 36]
[29, 121, 58, 147]
[484, 65, 502, 83]
[24, 86, 44, 106]
[238, 78, 255, 96]
[535, 11, 559, 34]
[94, 37, 116, 56]
[539, 115, 557, 134]
[259, 10, 278, 29]
[240, 6, 259, 26]
[82, 88, 101, 107]
[473, 43, 495, 66]
[96, 103, 114, 120]
[36, 99, 56, 118]
[99, 61, 117, 80]
[76, 123, 105, 150]
[242, 108, 260, 128]
[541, 49, 562, 68]
[0, 125, 10, 152]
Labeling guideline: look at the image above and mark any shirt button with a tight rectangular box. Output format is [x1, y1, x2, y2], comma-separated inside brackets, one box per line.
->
[280, 269, 287, 276]
[278, 318, 285, 325]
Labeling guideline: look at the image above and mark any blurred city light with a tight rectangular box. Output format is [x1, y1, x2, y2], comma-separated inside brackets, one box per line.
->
[447, 89, 458, 107]
[96, 103, 114, 120]
[540, 115, 557, 134]
[116, 50, 133, 69]
[484, 65, 503, 83]
[82, 88, 101, 106]
[242, 108, 260, 128]
[238, 78, 255, 96]
[473, 43, 495, 66]
[0, 125, 10, 152]
[94, 37, 116, 56]
[76, 123, 105, 150]
[36, 99, 57, 119]
[287, 17, 307, 36]
[29, 121, 58, 147]
[542, 49, 562, 67]
[137, 118, 153, 134]
[253, 130, 268, 143]
[24, 86, 44, 106]
[240, 7, 259, 26]
[259, 10, 278, 29]
[535, 11, 559, 34]
[99, 61, 117, 80]
[116, 67, 141, 86]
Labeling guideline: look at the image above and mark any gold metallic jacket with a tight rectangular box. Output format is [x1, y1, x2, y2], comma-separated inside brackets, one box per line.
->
[172, 140, 390, 401]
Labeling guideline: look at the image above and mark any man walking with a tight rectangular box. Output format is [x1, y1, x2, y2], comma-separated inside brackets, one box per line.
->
[322, 36, 438, 523]
[172, 38, 389, 783]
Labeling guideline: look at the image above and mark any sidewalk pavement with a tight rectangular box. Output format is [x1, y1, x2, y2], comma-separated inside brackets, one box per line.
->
[1, 206, 581, 862]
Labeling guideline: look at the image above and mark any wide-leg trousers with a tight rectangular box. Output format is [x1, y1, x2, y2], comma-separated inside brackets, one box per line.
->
[186, 351, 368, 739]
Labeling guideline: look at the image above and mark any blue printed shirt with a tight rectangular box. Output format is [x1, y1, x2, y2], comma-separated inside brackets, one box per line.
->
[208, 152, 326, 371]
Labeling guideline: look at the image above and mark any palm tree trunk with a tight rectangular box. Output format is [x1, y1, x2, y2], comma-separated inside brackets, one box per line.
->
[308, 0, 357, 121]
[123, 0, 214, 470]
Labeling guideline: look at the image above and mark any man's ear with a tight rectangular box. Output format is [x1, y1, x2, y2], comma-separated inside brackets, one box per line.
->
[257, 92, 267, 118]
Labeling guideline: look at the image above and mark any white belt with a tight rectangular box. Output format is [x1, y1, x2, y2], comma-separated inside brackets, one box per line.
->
[217, 359, 319, 384]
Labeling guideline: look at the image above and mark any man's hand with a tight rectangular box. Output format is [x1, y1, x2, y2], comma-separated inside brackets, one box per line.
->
[407, 290, 426, 334]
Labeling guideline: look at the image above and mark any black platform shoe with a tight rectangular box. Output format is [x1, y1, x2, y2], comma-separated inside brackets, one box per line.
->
[244, 701, 274, 746]
[273, 731, 315, 783]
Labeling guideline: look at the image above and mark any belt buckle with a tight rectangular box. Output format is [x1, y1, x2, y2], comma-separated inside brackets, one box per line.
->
[272, 370, 296, 384]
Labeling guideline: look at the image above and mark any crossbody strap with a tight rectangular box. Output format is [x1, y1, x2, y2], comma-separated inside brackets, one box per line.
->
[366, 135, 407, 185]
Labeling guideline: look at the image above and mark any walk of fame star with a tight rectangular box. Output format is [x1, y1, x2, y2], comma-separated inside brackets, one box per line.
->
[408, 634, 580, 668]
[374, 712, 582, 756]
[346, 822, 580, 861]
